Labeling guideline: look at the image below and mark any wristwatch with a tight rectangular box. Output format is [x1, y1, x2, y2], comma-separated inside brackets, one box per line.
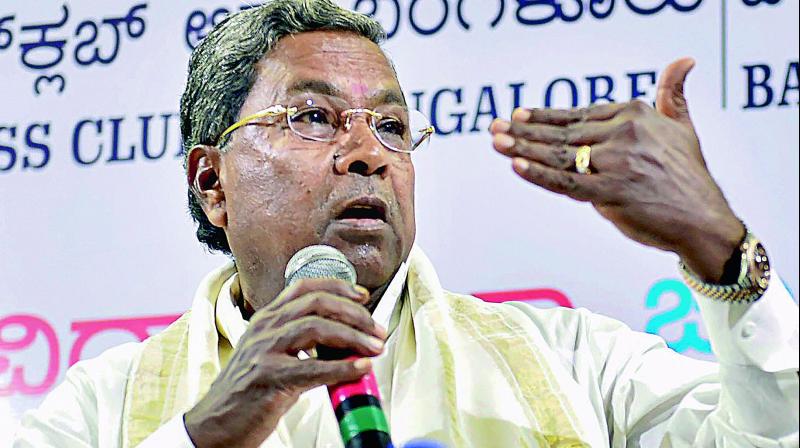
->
[679, 230, 771, 304]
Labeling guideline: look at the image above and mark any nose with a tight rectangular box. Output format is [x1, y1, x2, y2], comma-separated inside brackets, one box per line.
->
[333, 116, 389, 177]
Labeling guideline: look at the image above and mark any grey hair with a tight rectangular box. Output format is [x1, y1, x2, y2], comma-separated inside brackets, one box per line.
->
[180, 0, 386, 254]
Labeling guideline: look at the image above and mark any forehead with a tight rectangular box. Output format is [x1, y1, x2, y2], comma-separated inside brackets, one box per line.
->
[251, 30, 401, 105]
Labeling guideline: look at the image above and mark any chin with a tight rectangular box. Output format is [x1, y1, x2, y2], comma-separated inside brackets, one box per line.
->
[339, 243, 399, 289]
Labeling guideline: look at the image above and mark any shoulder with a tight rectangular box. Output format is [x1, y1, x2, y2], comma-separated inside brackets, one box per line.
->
[502, 299, 666, 355]
[15, 342, 143, 446]
[63, 312, 193, 389]
[51, 340, 143, 408]
[70, 342, 148, 407]
[69, 341, 145, 384]
[440, 291, 666, 366]
[440, 289, 596, 337]
[435, 290, 594, 348]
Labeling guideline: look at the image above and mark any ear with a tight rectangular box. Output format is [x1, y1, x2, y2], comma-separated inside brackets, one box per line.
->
[187, 145, 227, 228]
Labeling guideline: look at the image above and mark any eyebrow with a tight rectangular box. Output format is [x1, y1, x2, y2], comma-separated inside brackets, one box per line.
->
[286, 79, 343, 98]
[372, 89, 406, 107]
[285, 79, 406, 107]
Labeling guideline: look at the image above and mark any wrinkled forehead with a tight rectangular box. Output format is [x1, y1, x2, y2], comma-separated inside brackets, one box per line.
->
[249, 30, 404, 109]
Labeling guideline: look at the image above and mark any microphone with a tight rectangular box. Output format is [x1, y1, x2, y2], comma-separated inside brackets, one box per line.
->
[285, 245, 393, 448]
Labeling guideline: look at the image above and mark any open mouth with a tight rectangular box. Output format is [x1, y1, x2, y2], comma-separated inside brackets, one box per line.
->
[335, 197, 388, 224]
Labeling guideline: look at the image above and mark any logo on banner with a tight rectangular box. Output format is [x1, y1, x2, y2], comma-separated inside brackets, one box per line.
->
[644, 279, 711, 355]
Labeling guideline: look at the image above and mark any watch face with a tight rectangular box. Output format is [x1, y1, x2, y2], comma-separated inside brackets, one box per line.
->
[749, 240, 770, 290]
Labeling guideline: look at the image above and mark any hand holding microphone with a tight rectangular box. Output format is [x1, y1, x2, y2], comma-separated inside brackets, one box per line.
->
[184, 246, 387, 448]
[285, 246, 393, 448]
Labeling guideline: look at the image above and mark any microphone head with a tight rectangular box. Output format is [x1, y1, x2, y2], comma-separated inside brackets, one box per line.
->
[284, 245, 357, 287]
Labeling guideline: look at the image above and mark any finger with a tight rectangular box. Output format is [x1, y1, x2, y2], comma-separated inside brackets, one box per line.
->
[496, 140, 613, 172]
[511, 157, 615, 203]
[283, 292, 385, 340]
[656, 57, 695, 126]
[510, 119, 616, 146]
[492, 120, 617, 155]
[282, 357, 373, 391]
[495, 138, 575, 170]
[506, 103, 627, 126]
[266, 278, 370, 312]
[281, 317, 384, 357]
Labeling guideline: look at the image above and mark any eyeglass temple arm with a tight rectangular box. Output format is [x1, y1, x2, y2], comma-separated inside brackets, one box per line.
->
[408, 126, 435, 151]
[216, 105, 293, 146]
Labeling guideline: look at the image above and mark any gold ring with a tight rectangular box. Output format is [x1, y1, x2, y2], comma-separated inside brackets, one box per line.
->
[575, 145, 592, 175]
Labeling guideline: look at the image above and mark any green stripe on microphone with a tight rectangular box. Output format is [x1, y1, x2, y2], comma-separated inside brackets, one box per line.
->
[339, 405, 390, 445]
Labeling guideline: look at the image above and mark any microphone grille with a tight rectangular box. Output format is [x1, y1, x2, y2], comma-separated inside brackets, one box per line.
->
[284, 245, 357, 287]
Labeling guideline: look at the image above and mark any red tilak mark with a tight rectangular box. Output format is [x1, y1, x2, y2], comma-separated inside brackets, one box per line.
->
[351, 83, 369, 97]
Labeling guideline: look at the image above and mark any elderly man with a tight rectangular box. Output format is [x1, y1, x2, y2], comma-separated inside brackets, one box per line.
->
[15, 1, 798, 447]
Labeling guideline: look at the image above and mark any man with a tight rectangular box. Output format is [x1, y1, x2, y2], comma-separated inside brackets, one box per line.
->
[15, 1, 798, 447]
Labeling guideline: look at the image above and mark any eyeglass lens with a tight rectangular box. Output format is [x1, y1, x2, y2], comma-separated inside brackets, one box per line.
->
[285, 94, 431, 152]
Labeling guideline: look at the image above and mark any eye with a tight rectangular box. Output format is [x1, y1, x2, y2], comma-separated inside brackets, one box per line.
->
[377, 117, 406, 136]
[292, 107, 332, 126]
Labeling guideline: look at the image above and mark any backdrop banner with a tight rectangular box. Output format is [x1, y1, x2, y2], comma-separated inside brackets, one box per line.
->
[1, 0, 798, 441]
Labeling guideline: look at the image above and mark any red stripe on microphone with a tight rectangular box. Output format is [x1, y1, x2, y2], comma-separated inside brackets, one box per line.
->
[328, 357, 382, 410]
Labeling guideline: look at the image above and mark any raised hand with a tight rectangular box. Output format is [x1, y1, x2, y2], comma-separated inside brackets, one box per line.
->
[490, 58, 744, 282]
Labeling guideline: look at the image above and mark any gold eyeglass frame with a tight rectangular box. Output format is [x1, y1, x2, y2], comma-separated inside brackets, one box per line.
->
[215, 104, 435, 154]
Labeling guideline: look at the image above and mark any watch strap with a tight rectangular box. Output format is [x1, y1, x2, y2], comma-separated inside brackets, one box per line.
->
[679, 230, 769, 304]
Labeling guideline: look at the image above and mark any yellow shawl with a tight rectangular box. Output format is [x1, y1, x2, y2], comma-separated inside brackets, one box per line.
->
[121, 247, 590, 447]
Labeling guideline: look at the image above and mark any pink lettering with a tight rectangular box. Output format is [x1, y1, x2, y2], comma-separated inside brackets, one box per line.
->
[0, 314, 60, 396]
[69, 315, 180, 366]
[474, 288, 574, 308]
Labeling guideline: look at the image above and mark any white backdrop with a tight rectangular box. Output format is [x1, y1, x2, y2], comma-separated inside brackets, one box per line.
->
[1, 0, 798, 442]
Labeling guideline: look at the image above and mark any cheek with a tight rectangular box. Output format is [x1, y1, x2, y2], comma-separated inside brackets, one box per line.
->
[224, 147, 330, 244]
[393, 160, 416, 237]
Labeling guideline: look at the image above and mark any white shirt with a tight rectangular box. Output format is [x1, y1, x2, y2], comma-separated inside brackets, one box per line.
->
[13, 262, 799, 447]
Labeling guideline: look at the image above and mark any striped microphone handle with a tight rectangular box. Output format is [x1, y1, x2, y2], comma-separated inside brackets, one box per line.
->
[285, 245, 393, 448]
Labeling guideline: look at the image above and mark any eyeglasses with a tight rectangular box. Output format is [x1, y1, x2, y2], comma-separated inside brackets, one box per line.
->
[216, 94, 435, 154]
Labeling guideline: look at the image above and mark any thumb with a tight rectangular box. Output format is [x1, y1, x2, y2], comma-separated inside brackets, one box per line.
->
[656, 57, 695, 126]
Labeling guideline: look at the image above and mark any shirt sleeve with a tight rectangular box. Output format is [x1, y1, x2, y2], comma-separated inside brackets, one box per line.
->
[598, 270, 799, 447]
[13, 343, 140, 448]
[136, 409, 303, 448]
[136, 414, 195, 447]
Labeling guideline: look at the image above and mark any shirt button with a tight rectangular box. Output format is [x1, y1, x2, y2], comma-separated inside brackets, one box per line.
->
[741, 321, 757, 339]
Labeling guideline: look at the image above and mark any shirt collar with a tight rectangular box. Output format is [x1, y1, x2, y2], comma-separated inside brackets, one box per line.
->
[216, 262, 409, 349]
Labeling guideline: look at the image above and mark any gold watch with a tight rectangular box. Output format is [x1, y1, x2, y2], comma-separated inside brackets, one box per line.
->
[679, 231, 771, 303]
